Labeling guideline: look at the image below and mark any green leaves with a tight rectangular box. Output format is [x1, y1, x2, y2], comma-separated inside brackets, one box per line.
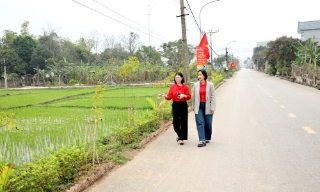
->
[0, 49, 26, 75]
[8, 146, 91, 191]
[266, 36, 300, 67]
[13, 35, 36, 64]
[120, 56, 139, 82]
[0, 164, 13, 191]
[0, 112, 17, 131]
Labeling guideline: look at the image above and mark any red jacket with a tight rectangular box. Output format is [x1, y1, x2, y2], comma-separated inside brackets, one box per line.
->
[166, 84, 191, 102]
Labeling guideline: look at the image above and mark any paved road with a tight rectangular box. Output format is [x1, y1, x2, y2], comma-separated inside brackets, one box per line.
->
[85, 69, 320, 192]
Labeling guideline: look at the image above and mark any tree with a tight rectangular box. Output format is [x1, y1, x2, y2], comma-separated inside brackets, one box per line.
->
[135, 45, 162, 64]
[38, 31, 62, 58]
[103, 34, 116, 50]
[90, 31, 103, 65]
[265, 36, 300, 67]
[29, 45, 53, 73]
[75, 37, 94, 64]
[13, 35, 37, 64]
[265, 36, 300, 76]
[0, 30, 17, 49]
[60, 39, 79, 63]
[120, 32, 140, 55]
[20, 21, 30, 36]
[252, 46, 267, 70]
[0, 49, 26, 75]
[160, 39, 195, 72]
[213, 55, 227, 69]
[100, 43, 130, 62]
[120, 56, 139, 82]
[160, 40, 182, 72]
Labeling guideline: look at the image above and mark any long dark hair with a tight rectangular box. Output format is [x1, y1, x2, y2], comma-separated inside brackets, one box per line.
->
[174, 72, 185, 84]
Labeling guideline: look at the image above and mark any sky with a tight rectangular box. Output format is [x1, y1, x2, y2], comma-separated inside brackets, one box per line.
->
[0, 0, 319, 63]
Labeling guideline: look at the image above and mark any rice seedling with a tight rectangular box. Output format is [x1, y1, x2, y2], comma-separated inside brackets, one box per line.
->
[0, 85, 170, 165]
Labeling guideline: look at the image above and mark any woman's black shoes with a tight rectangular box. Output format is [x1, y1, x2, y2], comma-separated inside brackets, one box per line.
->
[198, 141, 206, 147]
[179, 140, 184, 145]
[176, 137, 180, 142]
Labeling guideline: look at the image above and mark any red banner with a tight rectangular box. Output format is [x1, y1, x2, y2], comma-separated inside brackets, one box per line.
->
[196, 46, 208, 71]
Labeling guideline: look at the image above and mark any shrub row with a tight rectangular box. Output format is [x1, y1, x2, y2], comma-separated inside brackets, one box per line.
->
[6, 146, 92, 192]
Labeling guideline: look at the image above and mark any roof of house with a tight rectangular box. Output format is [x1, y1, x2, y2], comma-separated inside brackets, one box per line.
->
[298, 20, 320, 34]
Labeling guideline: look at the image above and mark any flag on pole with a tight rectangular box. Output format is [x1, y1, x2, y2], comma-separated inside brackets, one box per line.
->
[199, 33, 210, 60]
[230, 62, 235, 69]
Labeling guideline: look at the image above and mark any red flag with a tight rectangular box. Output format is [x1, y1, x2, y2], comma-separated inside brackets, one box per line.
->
[199, 33, 210, 59]
[230, 62, 235, 69]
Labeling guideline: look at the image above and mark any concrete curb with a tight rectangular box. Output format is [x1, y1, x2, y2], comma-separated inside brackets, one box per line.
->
[66, 162, 115, 192]
[215, 81, 225, 90]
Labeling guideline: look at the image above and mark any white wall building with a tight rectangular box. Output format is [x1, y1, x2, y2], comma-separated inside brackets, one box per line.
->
[297, 20, 320, 44]
[256, 41, 269, 47]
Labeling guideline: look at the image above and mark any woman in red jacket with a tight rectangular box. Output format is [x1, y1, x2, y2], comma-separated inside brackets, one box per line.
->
[159, 72, 191, 145]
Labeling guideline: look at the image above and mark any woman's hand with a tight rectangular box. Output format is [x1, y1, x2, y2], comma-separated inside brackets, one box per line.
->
[159, 93, 167, 98]
[210, 110, 215, 114]
[179, 94, 186, 99]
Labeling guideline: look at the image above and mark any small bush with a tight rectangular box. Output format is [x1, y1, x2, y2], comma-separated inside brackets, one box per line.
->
[211, 70, 224, 86]
[7, 146, 91, 192]
[69, 79, 77, 86]
[279, 66, 291, 76]
[267, 67, 276, 75]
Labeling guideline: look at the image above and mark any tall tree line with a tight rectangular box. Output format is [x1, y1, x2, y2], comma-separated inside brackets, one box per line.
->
[0, 21, 195, 85]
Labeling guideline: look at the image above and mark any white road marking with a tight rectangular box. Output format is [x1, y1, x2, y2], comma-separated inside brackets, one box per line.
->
[303, 127, 316, 134]
[288, 113, 296, 118]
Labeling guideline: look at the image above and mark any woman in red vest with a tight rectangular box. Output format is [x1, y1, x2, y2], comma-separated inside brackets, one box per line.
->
[159, 72, 191, 145]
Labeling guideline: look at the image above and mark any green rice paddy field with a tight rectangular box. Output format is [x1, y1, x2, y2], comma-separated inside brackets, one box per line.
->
[0, 85, 169, 165]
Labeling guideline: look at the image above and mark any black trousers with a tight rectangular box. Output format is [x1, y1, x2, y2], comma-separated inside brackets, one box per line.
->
[172, 101, 188, 140]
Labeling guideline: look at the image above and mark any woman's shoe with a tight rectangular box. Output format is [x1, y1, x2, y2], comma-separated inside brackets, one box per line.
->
[205, 140, 210, 143]
[179, 140, 184, 145]
[176, 137, 180, 142]
[198, 141, 206, 147]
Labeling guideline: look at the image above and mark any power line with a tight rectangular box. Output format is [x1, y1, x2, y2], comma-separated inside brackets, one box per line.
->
[93, 0, 170, 41]
[185, 0, 201, 32]
[184, 0, 220, 56]
[184, 7, 198, 31]
[72, 0, 167, 42]
[209, 45, 220, 56]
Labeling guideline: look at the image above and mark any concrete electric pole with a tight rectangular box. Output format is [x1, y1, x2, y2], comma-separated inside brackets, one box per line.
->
[3, 58, 7, 89]
[178, 0, 190, 85]
[207, 30, 219, 68]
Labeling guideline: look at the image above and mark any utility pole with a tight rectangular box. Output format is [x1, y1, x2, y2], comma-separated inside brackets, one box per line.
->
[225, 48, 228, 71]
[207, 30, 219, 69]
[225, 41, 235, 71]
[3, 58, 7, 89]
[313, 35, 316, 69]
[178, 0, 190, 85]
[37, 66, 39, 86]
